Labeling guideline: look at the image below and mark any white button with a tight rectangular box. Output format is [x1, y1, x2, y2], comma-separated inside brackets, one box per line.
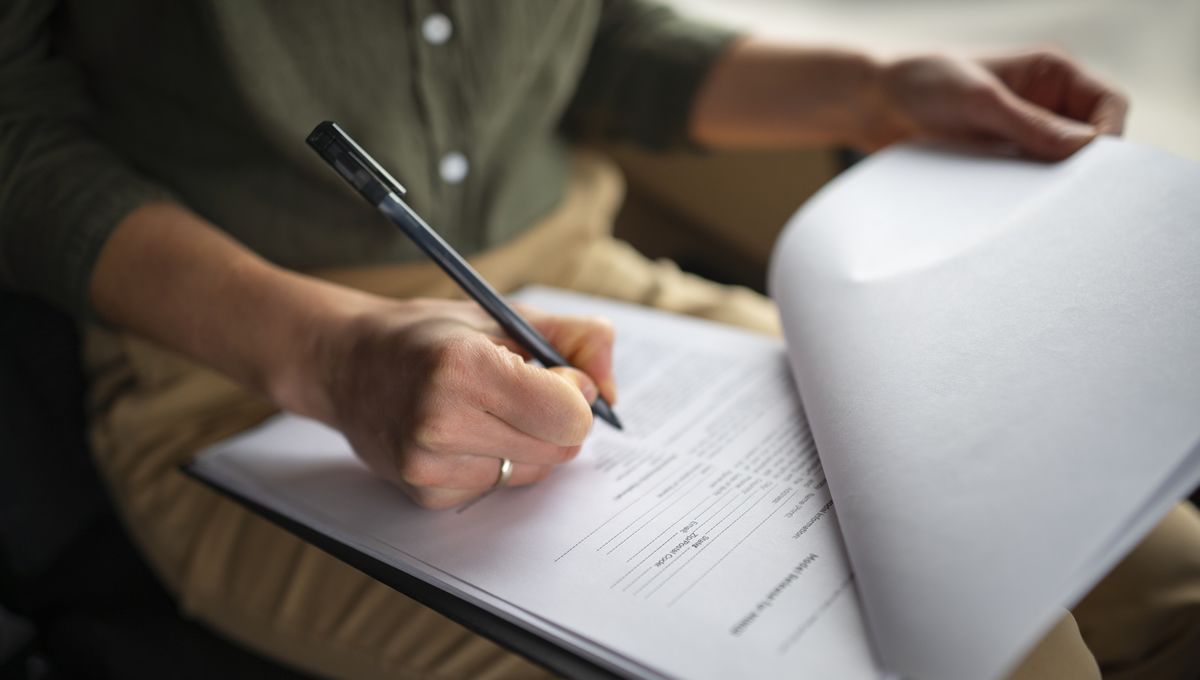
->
[439, 151, 469, 184]
[421, 13, 453, 45]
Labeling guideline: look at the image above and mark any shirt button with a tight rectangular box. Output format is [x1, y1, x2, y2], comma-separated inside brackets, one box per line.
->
[421, 13, 453, 45]
[439, 151, 469, 184]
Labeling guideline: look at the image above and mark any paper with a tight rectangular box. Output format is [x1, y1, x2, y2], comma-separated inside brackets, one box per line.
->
[192, 288, 885, 680]
[770, 137, 1200, 680]
[194, 137, 1200, 680]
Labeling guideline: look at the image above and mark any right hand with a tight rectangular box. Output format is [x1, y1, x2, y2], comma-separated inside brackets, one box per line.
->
[89, 203, 612, 510]
[282, 297, 617, 509]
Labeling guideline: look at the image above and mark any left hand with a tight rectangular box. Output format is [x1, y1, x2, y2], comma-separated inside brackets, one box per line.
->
[865, 47, 1129, 160]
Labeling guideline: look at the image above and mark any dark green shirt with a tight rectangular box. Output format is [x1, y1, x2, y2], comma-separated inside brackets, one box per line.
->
[0, 0, 734, 318]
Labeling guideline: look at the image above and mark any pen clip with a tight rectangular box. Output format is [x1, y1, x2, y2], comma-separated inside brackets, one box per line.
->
[306, 121, 407, 205]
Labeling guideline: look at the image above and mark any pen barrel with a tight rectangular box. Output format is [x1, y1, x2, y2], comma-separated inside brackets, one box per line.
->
[378, 197, 569, 369]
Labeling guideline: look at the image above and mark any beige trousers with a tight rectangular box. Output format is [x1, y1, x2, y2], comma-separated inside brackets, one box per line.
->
[85, 154, 1200, 679]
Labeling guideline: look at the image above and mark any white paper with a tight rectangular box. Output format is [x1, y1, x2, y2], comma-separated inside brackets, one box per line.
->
[770, 138, 1200, 680]
[192, 288, 885, 680]
[195, 138, 1200, 680]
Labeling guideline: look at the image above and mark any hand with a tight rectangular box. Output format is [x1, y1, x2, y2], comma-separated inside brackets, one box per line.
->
[867, 47, 1129, 160]
[93, 202, 616, 511]
[288, 298, 617, 509]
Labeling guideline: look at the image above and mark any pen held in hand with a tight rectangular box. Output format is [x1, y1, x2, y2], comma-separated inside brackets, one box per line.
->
[306, 121, 622, 430]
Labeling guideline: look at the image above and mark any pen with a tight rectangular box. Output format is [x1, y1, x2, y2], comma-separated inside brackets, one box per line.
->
[306, 121, 623, 430]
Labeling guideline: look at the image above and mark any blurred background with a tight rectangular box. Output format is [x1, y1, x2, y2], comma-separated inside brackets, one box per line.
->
[614, 0, 1200, 290]
[3, 2, 1196, 677]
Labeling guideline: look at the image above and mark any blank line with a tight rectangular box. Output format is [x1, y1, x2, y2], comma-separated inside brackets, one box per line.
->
[620, 484, 742, 592]
[554, 456, 677, 562]
[625, 491, 713, 565]
[606, 472, 710, 556]
[667, 488, 797, 606]
[611, 487, 715, 589]
[778, 574, 855, 653]
[693, 482, 751, 534]
[620, 534, 677, 592]
[597, 465, 704, 552]
[634, 485, 764, 597]
[647, 485, 777, 599]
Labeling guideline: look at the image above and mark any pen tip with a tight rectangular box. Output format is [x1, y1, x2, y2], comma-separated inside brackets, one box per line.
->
[591, 398, 623, 431]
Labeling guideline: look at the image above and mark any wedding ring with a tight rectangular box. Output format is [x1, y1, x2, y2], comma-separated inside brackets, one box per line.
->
[494, 457, 514, 488]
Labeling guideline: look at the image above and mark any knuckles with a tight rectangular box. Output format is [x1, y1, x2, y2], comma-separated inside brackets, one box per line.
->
[409, 409, 460, 453]
[423, 333, 480, 389]
[340, 312, 597, 501]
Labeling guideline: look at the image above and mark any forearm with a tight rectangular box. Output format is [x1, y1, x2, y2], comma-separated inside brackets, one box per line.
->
[89, 202, 615, 508]
[689, 38, 889, 149]
[89, 202, 367, 420]
[689, 39, 1125, 160]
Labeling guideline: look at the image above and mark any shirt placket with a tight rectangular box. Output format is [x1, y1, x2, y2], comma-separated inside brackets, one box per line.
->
[410, 0, 476, 251]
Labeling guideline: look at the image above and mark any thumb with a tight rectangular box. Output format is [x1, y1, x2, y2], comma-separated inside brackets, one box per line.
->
[978, 88, 1097, 160]
[548, 366, 599, 405]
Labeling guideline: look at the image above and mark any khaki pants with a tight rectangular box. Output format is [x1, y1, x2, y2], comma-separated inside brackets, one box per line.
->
[85, 154, 1200, 679]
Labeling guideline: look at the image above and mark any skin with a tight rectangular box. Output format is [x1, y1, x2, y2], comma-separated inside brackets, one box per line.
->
[691, 41, 1128, 158]
[91, 42, 1129, 509]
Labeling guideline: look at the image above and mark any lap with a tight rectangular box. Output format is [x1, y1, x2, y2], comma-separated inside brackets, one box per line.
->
[83, 231, 778, 679]
[85, 233, 1200, 680]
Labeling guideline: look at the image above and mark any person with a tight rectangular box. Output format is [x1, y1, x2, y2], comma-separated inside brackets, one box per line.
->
[2, 1, 1197, 678]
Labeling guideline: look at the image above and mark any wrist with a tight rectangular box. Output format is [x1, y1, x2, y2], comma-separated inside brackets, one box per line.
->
[833, 48, 885, 148]
[690, 40, 897, 150]
[255, 272, 373, 425]
[845, 51, 914, 151]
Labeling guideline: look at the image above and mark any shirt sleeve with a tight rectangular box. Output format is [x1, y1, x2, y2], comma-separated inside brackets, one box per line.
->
[563, 0, 739, 150]
[0, 0, 174, 319]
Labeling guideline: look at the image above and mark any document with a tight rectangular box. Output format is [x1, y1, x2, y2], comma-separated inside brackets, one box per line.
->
[192, 137, 1200, 680]
[771, 137, 1200, 680]
[195, 289, 885, 680]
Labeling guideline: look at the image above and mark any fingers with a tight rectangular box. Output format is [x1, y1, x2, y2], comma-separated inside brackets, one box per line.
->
[473, 344, 597, 445]
[423, 299, 619, 406]
[984, 48, 1129, 137]
[410, 328, 594, 447]
[1081, 88, 1128, 136]
[399, 461, 554, 510]
[518, 306, 618, 404]
[411, 403, 585, 465]
[1041, 52, 1128, 135]
[400, 487, 481, 511]
[396, 452, 559, 492]
[970, 85, 1097, 161]
[458, 307, 617, 444]
[336, 300, 617, 508]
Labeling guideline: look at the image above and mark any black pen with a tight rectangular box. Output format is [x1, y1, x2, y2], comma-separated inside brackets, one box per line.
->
[306, 121, 622, 430]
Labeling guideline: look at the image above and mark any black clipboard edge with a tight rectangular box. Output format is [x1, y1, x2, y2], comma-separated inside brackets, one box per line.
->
[182, 464, 625, 680]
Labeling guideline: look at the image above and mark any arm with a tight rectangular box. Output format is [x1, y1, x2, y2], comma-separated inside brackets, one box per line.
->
[92, 203, 617, 509]
[2, 0, 614, 509]
[690, 39, 1129, 160]
[0, 0, 174, 315]
[563, 0, 738, 149]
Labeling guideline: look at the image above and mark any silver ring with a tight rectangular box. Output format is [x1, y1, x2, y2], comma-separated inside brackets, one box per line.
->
[494, 458, 514, 488]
